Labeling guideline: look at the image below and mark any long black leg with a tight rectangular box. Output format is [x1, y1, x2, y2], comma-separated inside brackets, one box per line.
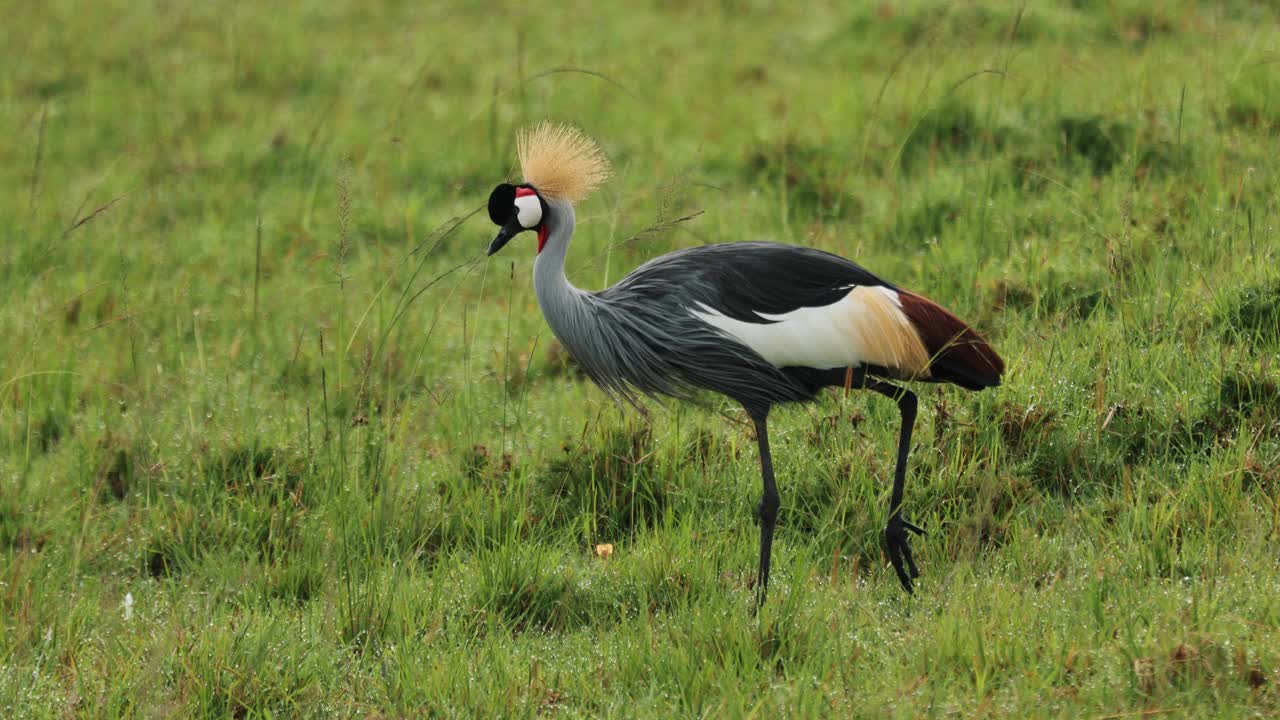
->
[748, 406, 779, 608]
[865, 381, 925, 593]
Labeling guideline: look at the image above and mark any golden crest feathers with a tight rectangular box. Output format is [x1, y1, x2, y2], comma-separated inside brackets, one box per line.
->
[518, 122, 611, 204]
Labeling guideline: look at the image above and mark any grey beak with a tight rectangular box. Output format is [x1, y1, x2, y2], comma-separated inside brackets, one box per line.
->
[488, 218, 524, 256]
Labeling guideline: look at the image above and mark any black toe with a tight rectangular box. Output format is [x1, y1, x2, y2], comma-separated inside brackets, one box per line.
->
[885, 516, 924, 593]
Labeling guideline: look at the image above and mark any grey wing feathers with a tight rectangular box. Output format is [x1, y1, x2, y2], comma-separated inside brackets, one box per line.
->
[577, 242, 889, 407]
[570, 291, 811, 409]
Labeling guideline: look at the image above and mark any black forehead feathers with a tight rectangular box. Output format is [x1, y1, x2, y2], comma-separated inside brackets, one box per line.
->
[488, 183, 516, 225]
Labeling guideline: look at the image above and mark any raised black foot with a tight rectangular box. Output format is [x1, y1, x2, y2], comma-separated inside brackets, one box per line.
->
[885, 515, 925, 594]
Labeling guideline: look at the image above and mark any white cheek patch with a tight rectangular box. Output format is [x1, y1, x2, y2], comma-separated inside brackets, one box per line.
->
[515, 195, 543, 229]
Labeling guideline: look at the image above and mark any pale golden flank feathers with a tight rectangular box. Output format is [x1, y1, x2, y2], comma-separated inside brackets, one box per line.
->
[518, 122, 611, 203]
[843, 287, 932, 379]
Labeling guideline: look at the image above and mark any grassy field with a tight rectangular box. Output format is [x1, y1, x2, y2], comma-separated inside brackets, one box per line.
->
[3, 0, 1280, 716]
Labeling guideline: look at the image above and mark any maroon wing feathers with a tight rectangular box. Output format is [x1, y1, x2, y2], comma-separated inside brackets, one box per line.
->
[897, 291, 1004, 390]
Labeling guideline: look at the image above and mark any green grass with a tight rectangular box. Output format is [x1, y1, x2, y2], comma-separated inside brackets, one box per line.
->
[3, 0, 1279, 716]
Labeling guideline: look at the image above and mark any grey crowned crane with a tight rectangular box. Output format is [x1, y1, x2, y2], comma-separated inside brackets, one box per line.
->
[486, 123, 1004, 600]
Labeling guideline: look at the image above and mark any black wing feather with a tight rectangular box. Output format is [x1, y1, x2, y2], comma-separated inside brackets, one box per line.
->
[600, 241, 894, 323]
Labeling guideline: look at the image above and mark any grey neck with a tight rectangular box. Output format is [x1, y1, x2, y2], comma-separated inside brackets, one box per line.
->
[533, 197, 585, 324]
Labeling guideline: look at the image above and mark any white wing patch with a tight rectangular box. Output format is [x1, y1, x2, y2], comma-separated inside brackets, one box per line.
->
[690, 286, 931, 375]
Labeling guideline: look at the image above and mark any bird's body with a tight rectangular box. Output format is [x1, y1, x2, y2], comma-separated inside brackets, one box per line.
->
[488, 123, 1004, 599]
[536, 202, 999, 408]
